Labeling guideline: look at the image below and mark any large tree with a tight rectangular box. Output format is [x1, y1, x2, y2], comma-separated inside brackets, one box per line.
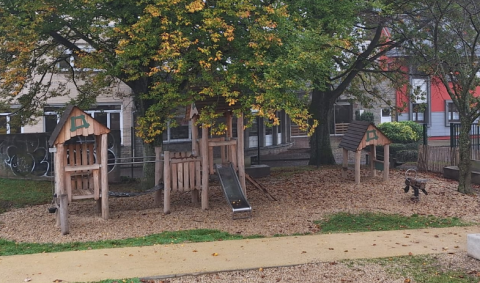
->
[400, 0, 480, 194]
[281, 0, 413, 166]
[0, 0, 311, 186]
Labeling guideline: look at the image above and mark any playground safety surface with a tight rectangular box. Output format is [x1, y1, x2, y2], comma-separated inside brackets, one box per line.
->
[1, 226, 479, 282]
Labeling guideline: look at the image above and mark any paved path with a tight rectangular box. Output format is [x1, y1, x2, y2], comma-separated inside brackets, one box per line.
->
[1, 226, 478, 283]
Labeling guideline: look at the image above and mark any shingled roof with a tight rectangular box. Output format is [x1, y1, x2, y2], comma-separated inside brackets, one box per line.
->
[338, 120, 391, 152]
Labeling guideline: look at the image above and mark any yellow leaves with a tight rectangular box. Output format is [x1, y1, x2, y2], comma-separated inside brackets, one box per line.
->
[238, 10, 251, 18]
[215, 50, 223, 61]
[186, 0, 205, 13]
[145, 5, 161, 17]
[199, 60, 211, 69]
[264, 6, 275, 14]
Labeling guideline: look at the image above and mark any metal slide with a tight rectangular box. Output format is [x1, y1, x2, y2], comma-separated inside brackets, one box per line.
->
[215, 163, 252, 219]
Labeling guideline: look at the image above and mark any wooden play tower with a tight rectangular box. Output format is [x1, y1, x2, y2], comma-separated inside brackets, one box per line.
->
[339, 120, 392, 184]
[160, 98, 248, 216]
[48, 106, 110, 235]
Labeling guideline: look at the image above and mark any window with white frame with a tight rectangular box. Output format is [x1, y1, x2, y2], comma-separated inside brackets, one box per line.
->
[163, 113, 191, 143]
[445, 100, 460, 126]
[0, 113, 22, 134]
[410, 77, 429, 123]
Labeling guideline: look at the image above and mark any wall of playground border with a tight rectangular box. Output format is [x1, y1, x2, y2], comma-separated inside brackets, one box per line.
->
[0, 131, 121, 181]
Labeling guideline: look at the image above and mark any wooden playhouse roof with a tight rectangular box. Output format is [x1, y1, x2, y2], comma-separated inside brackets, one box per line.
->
[338, 120, 391, 152]
[48, 105, 110, 146]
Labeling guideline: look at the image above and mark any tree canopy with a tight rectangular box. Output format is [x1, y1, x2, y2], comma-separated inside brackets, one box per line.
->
[400, 0, 480, 193]
[277, 0, 413, 165]
[0, 0, 312, 143]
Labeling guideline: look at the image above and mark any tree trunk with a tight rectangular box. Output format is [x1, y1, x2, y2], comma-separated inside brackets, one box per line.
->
[130, 78, 162, 191]
[308, 88, 336, 166]
[140, 137, 162, 190]
[457, 119, 472, 194]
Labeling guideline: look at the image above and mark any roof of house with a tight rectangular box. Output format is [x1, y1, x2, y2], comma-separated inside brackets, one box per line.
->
[338, 120, 391, 152]
[48, 105, 110, 146]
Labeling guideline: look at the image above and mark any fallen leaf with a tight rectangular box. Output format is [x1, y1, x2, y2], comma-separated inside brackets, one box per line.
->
[259, 267, 263, 271]
[409, 252, 413, 256]
[301, 251, 307, 254]
[192, 250, 198, 252]
[212, 252, 219, 256]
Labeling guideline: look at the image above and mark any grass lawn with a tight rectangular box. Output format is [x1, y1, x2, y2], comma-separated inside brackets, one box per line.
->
[0, 178, 53, 214]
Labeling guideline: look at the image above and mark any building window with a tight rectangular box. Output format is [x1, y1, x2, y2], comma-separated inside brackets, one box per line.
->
[248, 118, 259, 148]
[410, 77, 430, 124]
[57, 45, 100, 72]
[0, 113, 21, 134]
[382, 108, 391, 117]
[163, 112, 191, 143]
[290, 121, 307, 137]
[445, 101, 460, 126]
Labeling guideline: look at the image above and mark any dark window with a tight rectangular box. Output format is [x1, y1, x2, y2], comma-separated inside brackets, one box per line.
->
[445, 101, 460, 126]
[412, 103, 427, 123]
[110, 113, 120, 131]
[382, 108, 391, 117]
[0, 116, 7, 134]
[170, 117, 190, 140]
[45, 115, 58, 133]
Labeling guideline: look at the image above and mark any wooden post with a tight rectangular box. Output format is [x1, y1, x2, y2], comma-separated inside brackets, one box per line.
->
[370, 145, 376, 177]
[342, 148, 348, 179]
[208, 144, 214, 174]
[383, 144, 390, 182]
[154, 146, 163, 207]
[163, 151, 171, 214]
[237, 113, 246, 195]
[59, 193, 69, 235]
[355, 150, 361, 184]
[192, 116, 198, 156]
[54, 144, 65, 228]
[201, 125, 209, 210]
[100, 134, 109, 220]
[226, 111, 232, 162]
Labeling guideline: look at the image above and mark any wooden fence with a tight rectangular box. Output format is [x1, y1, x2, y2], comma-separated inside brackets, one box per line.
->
[417, 145, 480, 173]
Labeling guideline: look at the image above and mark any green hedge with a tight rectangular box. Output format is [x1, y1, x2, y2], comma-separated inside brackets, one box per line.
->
[377, 121, 422, 144]
[396, 149, 418, 162]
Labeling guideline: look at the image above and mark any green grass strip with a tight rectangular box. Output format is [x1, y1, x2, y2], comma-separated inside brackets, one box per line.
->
[355, 254, 479, 283]
[0, 229, 263, 256]
[315, 212, 471, 233]
[0, 178, 53, 213]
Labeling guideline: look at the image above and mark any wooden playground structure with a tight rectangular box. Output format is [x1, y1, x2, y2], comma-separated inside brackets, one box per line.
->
[156, 103, 247, 215]
[50, 103, 251, 234]
[49, 106, 110, 235]
[339, 120, 392, 184]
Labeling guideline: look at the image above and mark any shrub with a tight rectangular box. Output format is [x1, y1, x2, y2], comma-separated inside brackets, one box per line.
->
[396, 150, 418, 162]
[377, 121, 422, 144]
[355, 111, 375, 123]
